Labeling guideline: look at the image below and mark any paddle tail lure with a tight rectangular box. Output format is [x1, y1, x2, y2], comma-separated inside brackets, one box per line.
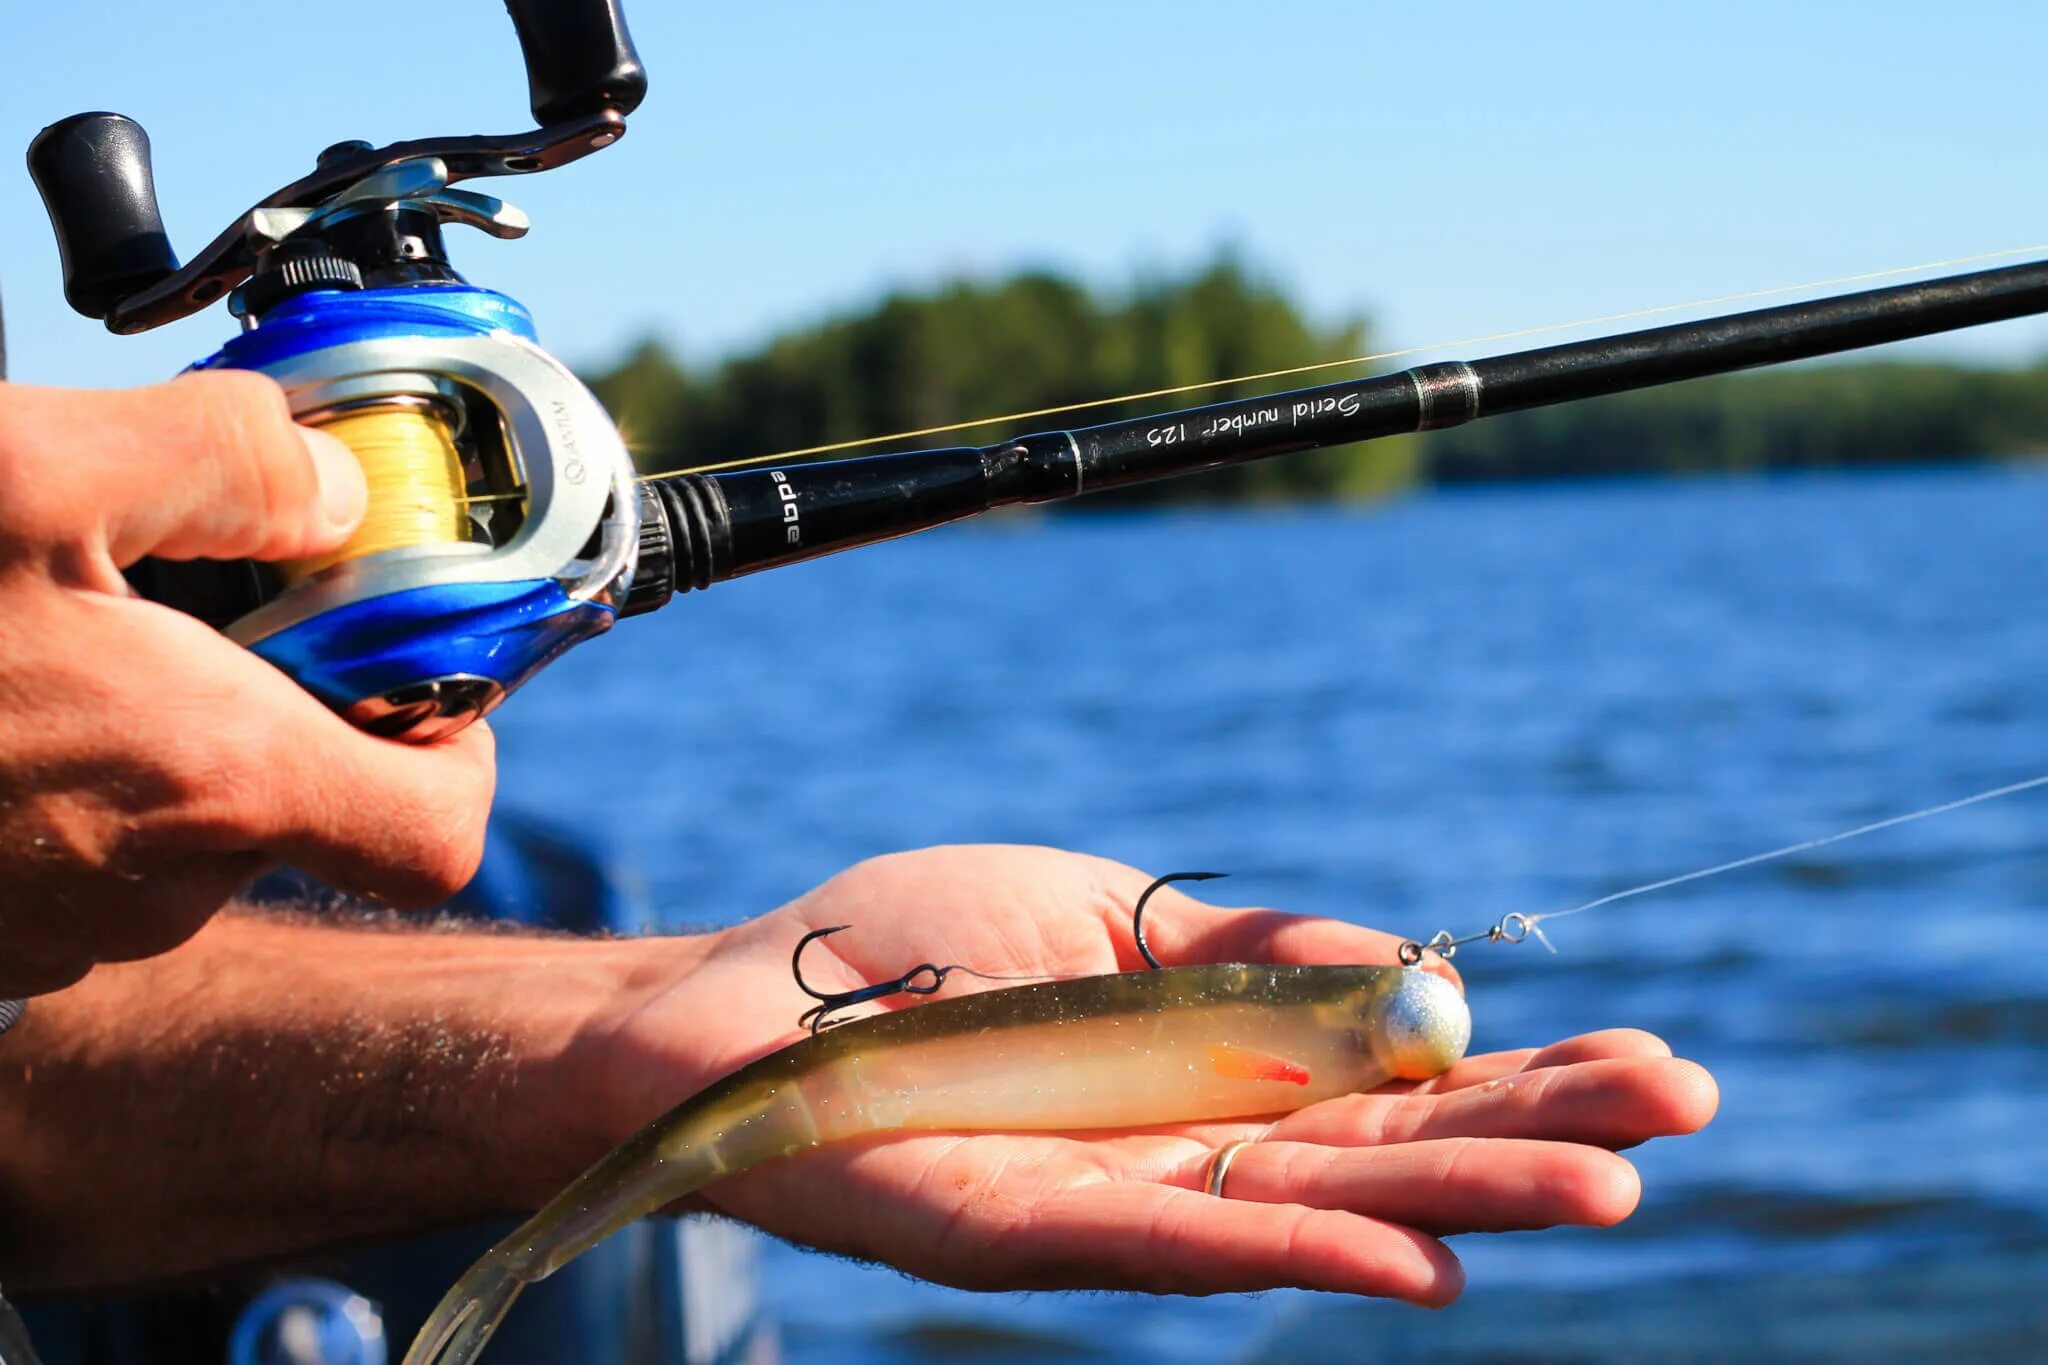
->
[403, 962, 1470, 1365]
[26, 0, 2048, 739]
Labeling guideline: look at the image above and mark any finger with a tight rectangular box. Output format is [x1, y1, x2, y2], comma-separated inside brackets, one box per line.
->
[1392, 1028, 1673, 1095]
[0, 939, 96, 998]
[1003, 1179, 1465, 1306]
[1095, 868, 1460, 990]
[1181, 1136, 1641, 1234]
[1267, 1056, 1720, 1151]
[87, 850, 270, 965]
[1521, 1028, 1674, 1066]
[264, 717, 497, 906]
[87, 372, 366, 568]
[708, 1132, 1462, 1305]
[127, 609, 498, 907]
[32, 591, 493, 926]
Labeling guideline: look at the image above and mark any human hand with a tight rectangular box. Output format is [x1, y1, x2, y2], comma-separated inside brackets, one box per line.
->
[597, 845, 1718, 1306]
[0, 375, 494, 996]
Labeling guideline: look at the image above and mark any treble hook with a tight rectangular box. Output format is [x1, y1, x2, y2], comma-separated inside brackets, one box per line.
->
[791, 926, 975, 1034]
[788, 869, 1233, 1032]
[1131, 871, 1228, 970]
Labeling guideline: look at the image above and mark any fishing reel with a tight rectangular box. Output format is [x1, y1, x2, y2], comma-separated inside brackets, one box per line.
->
[27, 1, 657, 742]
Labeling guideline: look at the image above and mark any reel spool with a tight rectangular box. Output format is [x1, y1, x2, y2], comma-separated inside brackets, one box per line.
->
[205, 314, 640, 743]
[284, 398, 473, 584]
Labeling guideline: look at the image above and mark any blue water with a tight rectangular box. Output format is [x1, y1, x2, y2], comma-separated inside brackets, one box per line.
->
[493, 464, 2048, 1362]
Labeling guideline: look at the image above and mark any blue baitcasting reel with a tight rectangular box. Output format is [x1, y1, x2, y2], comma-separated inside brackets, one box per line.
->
[28, 1, 658, 743]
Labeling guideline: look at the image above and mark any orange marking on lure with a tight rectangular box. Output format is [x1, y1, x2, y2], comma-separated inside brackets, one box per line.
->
[1207, 1043, 1311, 1086]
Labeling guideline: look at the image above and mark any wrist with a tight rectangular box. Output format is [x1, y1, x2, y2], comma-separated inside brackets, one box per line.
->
[504, 928, 728, 1203]
[0, 912, 728, 1288]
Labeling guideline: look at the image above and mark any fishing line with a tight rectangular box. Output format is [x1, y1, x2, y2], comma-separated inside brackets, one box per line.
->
[1404, 772, 2048, 964]
[635, 241, 2048, 482]
[285, 402, 470, 582]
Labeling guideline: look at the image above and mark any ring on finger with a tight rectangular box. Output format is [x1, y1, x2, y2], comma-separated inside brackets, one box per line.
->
[1204, 1140, 1253, 1199]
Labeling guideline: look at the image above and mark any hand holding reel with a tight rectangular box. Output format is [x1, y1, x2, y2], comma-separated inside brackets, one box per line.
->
[28, 1, 649, 742]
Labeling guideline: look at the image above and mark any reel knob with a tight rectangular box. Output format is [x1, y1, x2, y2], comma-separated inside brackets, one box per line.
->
[27, 113, 180, 320]
[504, 0, 648, 123]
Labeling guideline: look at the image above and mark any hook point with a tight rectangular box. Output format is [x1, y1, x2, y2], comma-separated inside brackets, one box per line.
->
[1131, 869, 1229, 971]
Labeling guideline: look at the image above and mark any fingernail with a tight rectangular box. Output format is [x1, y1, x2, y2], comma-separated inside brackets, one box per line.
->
[305, 427, 367, 533]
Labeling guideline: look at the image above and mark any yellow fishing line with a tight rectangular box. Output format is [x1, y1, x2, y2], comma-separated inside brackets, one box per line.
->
[635, 241, 2048, 481]
[284, 406, 470, 581]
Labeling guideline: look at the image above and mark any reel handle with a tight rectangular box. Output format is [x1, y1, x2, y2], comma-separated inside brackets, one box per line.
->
[27, 113, 179, 321]
[504, 0, 648, 123]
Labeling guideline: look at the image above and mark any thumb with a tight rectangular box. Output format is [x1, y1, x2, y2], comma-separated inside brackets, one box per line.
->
[95, 370, 367, 566]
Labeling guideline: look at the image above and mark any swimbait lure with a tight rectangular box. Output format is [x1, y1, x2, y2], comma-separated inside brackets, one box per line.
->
[403, 958, 1470, 1365]
[398, 769, 2048, 1364]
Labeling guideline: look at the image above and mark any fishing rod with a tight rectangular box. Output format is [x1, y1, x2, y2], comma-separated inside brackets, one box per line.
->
[620, 256, 2048, 605]
[26, 0, 2048, 741]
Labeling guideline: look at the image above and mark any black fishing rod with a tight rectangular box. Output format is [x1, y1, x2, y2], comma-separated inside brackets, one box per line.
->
[33, 0, 2048, 741]
[619, 255, 2048, 610]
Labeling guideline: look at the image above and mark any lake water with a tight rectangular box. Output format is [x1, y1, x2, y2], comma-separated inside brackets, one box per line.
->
[494, 463, 2048, 1363]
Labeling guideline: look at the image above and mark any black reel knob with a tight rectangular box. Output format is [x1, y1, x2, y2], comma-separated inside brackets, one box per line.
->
[28, 4, 645, 335]
[27, 112, 180, 321]
[504, 0, 648, 123]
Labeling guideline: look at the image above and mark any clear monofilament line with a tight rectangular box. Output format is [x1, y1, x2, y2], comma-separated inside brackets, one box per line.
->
[1527, 772, 2048, 932]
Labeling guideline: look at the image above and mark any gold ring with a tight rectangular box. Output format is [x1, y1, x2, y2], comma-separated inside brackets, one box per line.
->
[1204, 1140, 1253, 1199]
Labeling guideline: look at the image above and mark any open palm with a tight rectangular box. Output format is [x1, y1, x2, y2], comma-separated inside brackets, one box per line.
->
[600, 845, 1717, 1306]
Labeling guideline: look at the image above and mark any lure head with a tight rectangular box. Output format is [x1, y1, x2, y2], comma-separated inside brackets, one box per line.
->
[1364, 968, 1471, 1081]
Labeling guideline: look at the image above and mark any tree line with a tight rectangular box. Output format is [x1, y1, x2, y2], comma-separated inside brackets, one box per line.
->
[586, 256, 2048, 501]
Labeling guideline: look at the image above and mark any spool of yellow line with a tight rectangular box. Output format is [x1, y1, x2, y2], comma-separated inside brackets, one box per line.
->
[283, 404, 471, 582]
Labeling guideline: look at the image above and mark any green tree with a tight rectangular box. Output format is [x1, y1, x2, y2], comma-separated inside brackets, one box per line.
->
[1421, 360, 2048, 482]
[584, 254, 1414, 503]
[586, 262, 2048, 500]
[585, 338, 692, 472]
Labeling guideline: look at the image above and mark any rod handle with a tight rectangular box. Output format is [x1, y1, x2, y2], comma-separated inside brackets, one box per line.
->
[27, 112, 179, 321]
[504, 0, 648, 125]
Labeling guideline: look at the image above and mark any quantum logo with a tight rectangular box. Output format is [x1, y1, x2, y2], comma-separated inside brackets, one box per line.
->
[551, 399, 586, 484]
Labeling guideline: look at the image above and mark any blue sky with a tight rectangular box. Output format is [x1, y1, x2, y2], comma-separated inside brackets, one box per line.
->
[7, 2, 2048, 394]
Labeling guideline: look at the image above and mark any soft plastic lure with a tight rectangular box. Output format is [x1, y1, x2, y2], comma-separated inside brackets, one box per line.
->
[403, 958, 1470, 1365]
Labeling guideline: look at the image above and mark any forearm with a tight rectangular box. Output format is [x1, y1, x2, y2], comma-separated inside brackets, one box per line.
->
[0, 907, 714, 1292]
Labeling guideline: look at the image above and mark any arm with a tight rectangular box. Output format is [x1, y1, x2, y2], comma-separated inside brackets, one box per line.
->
[0, 909, 710, 1291]
[1, 846, 1716, 1307]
